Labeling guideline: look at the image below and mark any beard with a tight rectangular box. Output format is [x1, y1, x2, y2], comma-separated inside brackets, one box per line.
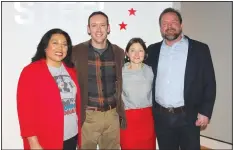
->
[162, 28, 182, 41]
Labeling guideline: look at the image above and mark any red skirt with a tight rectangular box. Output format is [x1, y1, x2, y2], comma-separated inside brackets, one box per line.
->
[120, 106, 156, 149]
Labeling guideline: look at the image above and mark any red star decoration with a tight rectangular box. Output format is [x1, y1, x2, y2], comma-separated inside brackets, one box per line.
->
[119, 22, 127, 30]
[128, 8, 136, 16]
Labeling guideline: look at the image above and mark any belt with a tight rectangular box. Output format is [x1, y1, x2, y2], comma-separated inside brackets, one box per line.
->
[86, 104, 116, 112]
[156, 104, 185, 114]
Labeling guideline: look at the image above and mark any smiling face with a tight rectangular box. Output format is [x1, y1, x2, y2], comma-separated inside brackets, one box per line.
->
[126, 42, 145, 64]
[45, 33, 68, 67]
[160, 12, 183, 41]
[87, 14, 110, 46]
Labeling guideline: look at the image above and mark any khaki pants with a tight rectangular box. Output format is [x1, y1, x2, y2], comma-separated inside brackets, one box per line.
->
[81, 108, 120, 149]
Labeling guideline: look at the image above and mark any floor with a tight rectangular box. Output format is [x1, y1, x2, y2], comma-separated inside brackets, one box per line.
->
[201, 146, 211, 149]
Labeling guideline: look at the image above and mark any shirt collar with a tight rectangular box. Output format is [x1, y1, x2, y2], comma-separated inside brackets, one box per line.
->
[162, 33, 186, 47]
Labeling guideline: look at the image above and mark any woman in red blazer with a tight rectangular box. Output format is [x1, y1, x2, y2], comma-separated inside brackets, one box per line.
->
[17, 28, 81, 150]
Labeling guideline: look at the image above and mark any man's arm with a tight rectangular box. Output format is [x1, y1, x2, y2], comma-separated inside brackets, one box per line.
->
[199, 44, 216, 120]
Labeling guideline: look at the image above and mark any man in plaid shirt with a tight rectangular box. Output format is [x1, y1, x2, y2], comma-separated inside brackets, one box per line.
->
[72, 11, 126, 149]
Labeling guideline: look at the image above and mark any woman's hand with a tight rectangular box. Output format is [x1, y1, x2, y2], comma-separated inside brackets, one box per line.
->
[27, 136, 43, 149]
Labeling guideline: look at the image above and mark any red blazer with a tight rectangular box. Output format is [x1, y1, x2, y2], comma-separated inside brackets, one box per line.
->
[17, 59, 81, 149]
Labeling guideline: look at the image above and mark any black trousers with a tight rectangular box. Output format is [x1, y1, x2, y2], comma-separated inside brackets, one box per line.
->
[63, 134, 78, 150]
[154, 108, 200, 150]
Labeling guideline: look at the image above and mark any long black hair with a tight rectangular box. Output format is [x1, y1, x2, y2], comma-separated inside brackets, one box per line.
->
[124, 37, 147, 63]
[31, 28, 74, 68]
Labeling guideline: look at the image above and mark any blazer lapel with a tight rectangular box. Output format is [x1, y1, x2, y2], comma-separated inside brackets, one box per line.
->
[152, 42, 163, 78]
[150, 42, 162, 107]
[184, 36, 196, 98]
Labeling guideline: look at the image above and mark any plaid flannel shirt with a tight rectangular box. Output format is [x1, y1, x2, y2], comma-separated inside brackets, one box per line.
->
[87, 43, 117, 108]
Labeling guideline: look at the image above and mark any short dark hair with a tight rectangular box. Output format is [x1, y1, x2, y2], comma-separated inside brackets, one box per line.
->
[31, 28, 74, 68]
[125, 38, 147, 63]
[88, 11, 109, 26]
[159, 7, 182, 26]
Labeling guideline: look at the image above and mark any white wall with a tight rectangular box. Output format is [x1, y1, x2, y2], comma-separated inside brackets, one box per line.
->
[2, 2, 174, 149]
[181, 2, 232, 144]
[3, 1, 232, 149]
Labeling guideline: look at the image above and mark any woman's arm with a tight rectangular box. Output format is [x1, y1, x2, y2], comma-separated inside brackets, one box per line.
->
[27, 136, 43, 149]
[17, 66, 42, 149]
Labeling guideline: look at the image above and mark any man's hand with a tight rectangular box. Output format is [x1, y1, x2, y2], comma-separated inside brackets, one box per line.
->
[195, 113, 209, 131]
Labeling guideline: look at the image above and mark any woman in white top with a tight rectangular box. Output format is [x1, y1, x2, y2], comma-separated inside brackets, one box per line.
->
[120, 38, 156, 149]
